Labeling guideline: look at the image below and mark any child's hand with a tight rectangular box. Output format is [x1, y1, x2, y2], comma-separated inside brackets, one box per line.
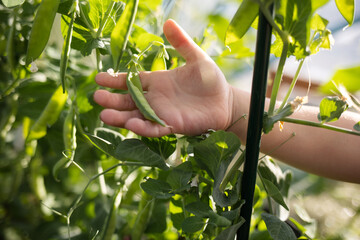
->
[93, 19, 234, 137]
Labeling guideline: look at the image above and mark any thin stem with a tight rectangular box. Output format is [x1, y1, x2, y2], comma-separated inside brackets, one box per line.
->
[96, 48, 101, 72]
[277, 59, 305, 112]
[281, 117, 360, 136]
[257, 1, 288, 43]
[268, 41, 289, 115]
[258, 132, 296, 161]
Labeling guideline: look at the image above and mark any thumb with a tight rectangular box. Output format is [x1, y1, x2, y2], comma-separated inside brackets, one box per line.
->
[163, 19, 207, 62]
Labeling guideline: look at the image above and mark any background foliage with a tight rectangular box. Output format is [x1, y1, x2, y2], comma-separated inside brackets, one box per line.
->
[0, 0, 360, 239]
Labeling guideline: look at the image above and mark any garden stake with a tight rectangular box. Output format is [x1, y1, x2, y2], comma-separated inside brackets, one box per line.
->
[237, 6, 273, 240]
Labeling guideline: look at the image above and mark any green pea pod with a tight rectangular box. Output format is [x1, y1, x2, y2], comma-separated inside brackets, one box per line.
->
[127, 63, 166, 126]
[25, 0, 60, 65]
[110, 0, 139, 71]
[151, 48, 167, 71]
[27, 85, 68, 141]
[63, 106, 77, 160]
[225, 0, 259, 45]
[60, 10, 76, 93]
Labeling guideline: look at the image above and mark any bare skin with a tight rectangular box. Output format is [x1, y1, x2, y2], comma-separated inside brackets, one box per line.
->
[94, 19, 360, 183]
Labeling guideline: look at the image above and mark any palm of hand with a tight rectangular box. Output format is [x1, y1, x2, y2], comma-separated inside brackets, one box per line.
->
[143, 58, 233, 136]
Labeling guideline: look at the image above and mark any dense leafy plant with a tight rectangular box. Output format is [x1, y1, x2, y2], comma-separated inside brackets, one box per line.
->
[0, 0, 359, 239]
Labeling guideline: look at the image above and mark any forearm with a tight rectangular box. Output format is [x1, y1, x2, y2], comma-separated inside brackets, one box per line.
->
[228, 86, 360, 183]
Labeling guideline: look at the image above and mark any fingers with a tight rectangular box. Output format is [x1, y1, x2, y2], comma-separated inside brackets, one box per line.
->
[95, 72, 128, 89]
[94, 89, 136, 110]
[163, 19, 207, 62]
[95, 70, 164, 91]
[100, 109, 172, 137]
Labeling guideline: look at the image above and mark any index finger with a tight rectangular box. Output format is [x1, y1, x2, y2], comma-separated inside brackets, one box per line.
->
[95, 72, 128, 90]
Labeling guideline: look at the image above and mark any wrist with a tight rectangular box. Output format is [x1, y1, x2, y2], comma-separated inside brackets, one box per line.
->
[227, 86, 250, 144]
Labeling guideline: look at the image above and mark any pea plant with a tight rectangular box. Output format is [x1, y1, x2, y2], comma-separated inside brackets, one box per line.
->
[0, 0, 359, 239]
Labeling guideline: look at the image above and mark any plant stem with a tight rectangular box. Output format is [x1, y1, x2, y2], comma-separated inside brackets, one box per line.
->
[96, 48, 102, 72]
[268, 41, 288, 115]
[281, 117, 360, 136]
[277, 59, 305, 112]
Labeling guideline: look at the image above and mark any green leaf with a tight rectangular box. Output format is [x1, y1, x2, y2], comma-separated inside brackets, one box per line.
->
[335, 0, 355, 26]
[194, 131, 240, 178]
[141, 134, 177, 160]
[354, 122, 360, 131]
[214, 219, 245, 240]
[84, 133, 116, 157]
[185, 201, 212, 218]
[167, 161, 193, 191]
[145, 200, 167, 233]
[225, 0, 259, 45]
[310, 14, 329, 31]
[208, 211, 232, 227]
[320, 66, 360, 94]
[140, 178, 174, 199]
[261, 178, 289, 210]
[131, 25, 164, 51]
[1, 0, 25, 8]
[111, 0, 139, 70]
[318, 97, 348, 123]
[181, 216, 205, 233]
[212, 160, 240, 208]
[221, 40, 254, 59]
[115, 139, 169, 169]
[261, 213, 297, 240]
[94, 127, 124, 146]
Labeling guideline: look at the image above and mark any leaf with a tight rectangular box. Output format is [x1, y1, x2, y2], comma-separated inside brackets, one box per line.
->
[212, 160, 240, 208]
[318, 97, 348, 123]
[141, 134, 177, 160]
[140, 178, 174, 199]
[110, 0, 139, 70]
[320, 66, 360, 94]
[225, 0, 259, 45]
[1, 0, 25, 8]
[208, 211, 232, 227]
[335, 0, 355, 26]
[194, 131, 240, 178]
[354, 122, 360, 131]
[261, 178, 289, 210]
[115, 139, 169, 169]
[167, 161, 193, 191]
[181, 216, 205, 233]
[145, 200, 167, 233]
[84, 133, 116, 157]
[185, 201, 212, 218]
[261, 213, 297, 240]
[95, 127, 124, 145]
[131, 25, 164, 51]
[214, 219, 245, 240]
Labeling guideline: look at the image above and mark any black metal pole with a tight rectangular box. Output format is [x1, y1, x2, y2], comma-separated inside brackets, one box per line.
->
[237, 6, 273, 240]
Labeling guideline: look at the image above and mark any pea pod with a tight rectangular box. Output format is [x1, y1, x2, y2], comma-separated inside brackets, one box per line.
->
[27, 85, 68, 141]
[225, 0, 259, 45]
[110, 0, 139, 71]
[60, 9, 76, 93]
[126, 62, 166, 126]
[25, 0, 60, 65]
